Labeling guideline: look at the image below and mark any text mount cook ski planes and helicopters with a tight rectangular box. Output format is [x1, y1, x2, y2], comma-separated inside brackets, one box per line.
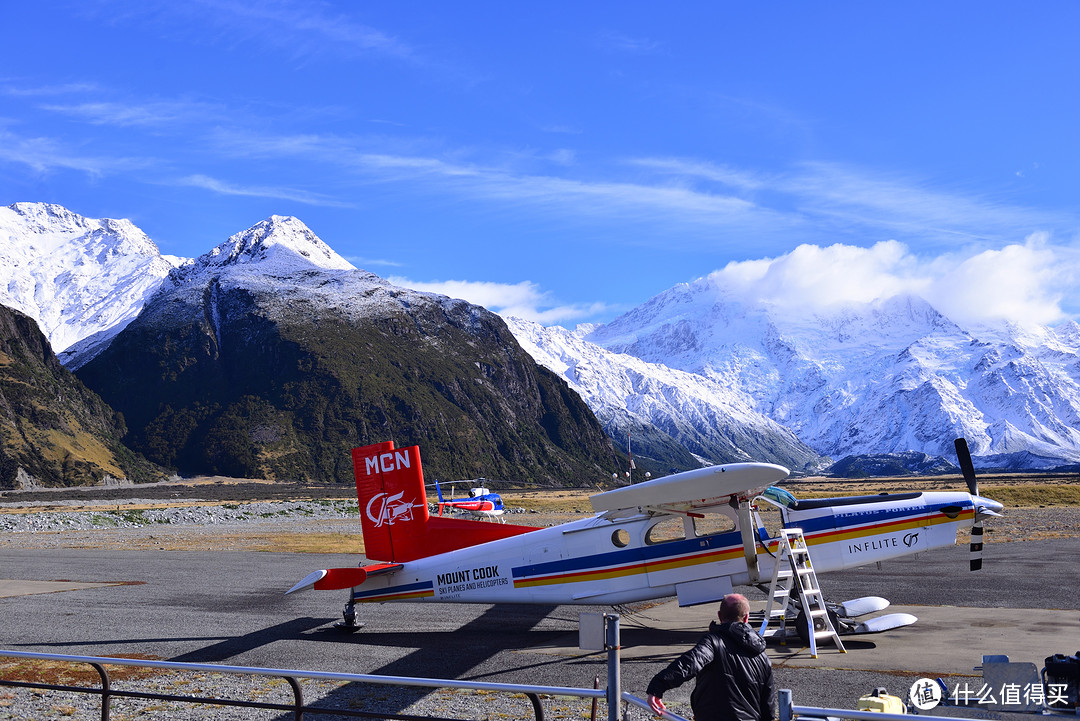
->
[287, 438, 1002, 642]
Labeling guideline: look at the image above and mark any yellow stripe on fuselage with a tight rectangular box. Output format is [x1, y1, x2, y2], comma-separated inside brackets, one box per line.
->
[806, 507, 973, 546]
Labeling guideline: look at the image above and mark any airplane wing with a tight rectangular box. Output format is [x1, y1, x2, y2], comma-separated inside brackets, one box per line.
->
[590, 462, 789, 517]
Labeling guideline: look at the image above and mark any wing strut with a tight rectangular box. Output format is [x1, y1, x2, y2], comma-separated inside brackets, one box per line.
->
[737, 499, 761, 584]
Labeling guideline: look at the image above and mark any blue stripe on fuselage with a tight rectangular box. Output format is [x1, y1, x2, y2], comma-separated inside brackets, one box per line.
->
[512, 528, 744, 580]
[789, 495, 970, 533]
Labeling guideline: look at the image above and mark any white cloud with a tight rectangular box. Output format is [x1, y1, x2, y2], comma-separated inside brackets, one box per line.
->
[88, 0, 416, 63]
[2, 82, 99, 97]
[389, 237, 1080, 330]
[629, 157, 767, 191]
[344, 255, 403, 268]
[387, 277, 609, 325]
[714, 240, 923, 308]
[40, 99, 220, 128]
[597, 30, 662, 54]
[0, 129, 150, 175]
[202, 129, 1075, 249]
[178, 174, 354, 208]
[783, 161, 1064, 241]
[924, 234, 1074, 327]
[709, 235, 1079, 328]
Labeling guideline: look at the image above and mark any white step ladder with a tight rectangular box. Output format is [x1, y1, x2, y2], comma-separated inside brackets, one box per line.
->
[758, 528, 845, 657]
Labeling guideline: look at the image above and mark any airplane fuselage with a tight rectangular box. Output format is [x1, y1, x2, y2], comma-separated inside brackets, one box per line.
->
[346, 490, 986, 607]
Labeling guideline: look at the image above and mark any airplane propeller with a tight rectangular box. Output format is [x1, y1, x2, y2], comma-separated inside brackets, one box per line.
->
[953, 437, 990, 571]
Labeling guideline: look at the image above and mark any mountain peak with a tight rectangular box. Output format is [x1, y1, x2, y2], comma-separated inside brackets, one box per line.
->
[7, 201, 88, 232]
[197, 216, 355, 274]
[0, 202, 180, 355]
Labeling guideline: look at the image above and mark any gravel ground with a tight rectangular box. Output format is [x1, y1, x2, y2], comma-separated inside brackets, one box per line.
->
[0, 497, 555, 552]
[2, 487, 1077, 721]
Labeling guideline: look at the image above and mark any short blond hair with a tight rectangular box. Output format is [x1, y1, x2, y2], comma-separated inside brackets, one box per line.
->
[719, 593, 750, 622]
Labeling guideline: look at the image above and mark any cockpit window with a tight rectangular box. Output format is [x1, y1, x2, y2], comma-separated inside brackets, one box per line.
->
[761, 486, 797, 509]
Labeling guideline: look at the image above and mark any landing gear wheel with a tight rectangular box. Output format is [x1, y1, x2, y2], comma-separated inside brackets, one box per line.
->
[795, 607, 839, 645]
[334, 601, 364, 633]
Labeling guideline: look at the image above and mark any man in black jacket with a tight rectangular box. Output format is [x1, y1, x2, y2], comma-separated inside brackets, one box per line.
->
[646, 593, 775, 721]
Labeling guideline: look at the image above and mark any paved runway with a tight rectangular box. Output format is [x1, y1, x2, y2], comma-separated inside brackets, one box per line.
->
[1, 539, 1076, 717]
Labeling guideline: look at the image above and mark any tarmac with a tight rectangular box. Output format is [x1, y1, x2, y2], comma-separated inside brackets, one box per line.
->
[533, 598, 1079, 676]
[1, 538, 1078, 719]
[1, 573, 1070, 677]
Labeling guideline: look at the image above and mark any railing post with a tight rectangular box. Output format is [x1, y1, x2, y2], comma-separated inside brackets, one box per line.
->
[779, 688, 792, 721]
[284, 675, 304, 721]
[525, 691, 545, 721]
[606, 613, 621, 721]
[90, 662, 110, 721]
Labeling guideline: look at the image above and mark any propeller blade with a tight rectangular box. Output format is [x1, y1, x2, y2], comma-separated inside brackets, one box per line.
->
[970, 524, 984, 571]
[954, 437, 979, 496]
[955, 438, 988, 571]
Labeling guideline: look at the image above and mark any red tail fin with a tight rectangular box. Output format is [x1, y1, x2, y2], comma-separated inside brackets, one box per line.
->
[352, 442, 538, 563]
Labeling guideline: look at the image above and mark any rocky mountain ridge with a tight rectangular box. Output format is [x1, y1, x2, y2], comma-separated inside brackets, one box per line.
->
[0, 304, 164, 488]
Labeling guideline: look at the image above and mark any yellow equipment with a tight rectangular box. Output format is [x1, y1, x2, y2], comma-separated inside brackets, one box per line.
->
[858, 687, 906, 714]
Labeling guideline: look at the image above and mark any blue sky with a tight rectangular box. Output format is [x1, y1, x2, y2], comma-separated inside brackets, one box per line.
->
[3, 1, 1079, 327]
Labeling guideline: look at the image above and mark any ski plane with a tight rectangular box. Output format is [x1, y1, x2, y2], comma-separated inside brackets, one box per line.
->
[287, 439, 1003, 636]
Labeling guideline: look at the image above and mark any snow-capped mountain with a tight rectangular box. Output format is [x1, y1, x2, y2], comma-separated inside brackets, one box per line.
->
[174, 214, 355, 280]
[144, 214, 362, 328]
[7, 201, 1080, 471]
[0, 203, 183, 360]
[507, 317, 821, 470]
[578, 275, 1080, 466]
[137, 215, 440, 340]
[73, 215, 618, 483]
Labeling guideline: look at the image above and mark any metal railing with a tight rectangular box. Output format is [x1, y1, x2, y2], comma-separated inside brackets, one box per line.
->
[1, 612, 693, 721]
[777, 688, 1009, 721]
[0, 649, 606, 721]
[622, 692, 690, 721]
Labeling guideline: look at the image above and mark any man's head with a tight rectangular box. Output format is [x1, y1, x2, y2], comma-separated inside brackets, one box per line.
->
[718, 593, 750, 623]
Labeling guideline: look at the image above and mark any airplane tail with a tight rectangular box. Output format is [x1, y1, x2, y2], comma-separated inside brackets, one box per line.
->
[352, 441, 538, 563]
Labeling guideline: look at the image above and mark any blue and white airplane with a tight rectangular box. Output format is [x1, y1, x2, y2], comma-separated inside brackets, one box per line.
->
[288, 439, 1002, 634]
